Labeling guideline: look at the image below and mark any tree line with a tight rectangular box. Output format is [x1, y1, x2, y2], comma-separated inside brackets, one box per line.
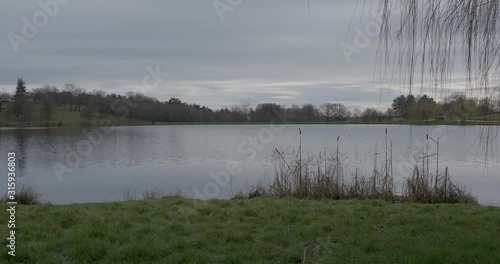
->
[0, 78, 498, 125]
[391, 93, 499, 122]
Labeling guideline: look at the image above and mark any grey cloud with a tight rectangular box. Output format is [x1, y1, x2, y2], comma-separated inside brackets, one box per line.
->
[1, 0, 394, 109]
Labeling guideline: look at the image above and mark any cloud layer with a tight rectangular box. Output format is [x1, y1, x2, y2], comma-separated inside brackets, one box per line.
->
[1, 0, 399, 109]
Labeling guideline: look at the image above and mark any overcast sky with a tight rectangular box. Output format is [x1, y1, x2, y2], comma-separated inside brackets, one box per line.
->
[1, 0, 404, 110]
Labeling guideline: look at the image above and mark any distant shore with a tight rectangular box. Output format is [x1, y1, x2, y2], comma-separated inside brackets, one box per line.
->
[2, 119, 500, 128]
[2, 104, 500, 128]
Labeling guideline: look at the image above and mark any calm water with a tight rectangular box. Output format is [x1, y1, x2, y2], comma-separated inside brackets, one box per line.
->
[0, 125, 499, 205]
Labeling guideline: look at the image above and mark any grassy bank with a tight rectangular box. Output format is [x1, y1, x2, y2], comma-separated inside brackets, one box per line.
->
[1, 197, 499, 263]
[0, 105, 150, 127]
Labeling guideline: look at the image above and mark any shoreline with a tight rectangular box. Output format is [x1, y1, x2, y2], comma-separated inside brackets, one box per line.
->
[2, 120, 500, 129]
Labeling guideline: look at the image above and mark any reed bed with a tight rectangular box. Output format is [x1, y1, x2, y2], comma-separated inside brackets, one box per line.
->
[235, 129, 477, 204]
[404, 161, 477, 204]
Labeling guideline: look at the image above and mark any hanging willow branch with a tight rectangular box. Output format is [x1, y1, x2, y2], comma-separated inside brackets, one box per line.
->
[377, 0, 500, 102]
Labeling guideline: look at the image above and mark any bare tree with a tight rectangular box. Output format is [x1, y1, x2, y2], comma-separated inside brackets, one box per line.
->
[361, 108, 384, 122]
[63, 83, 85, 111]
[254, 103, 284, 122]
[300, 104, 319, 121]
[32, 84, 59, 123]
[330, 103, 351, 121]
[320, 103, 334, 121]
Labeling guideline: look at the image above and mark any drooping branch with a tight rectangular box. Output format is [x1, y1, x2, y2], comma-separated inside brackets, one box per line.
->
[377, 0, 500, 102]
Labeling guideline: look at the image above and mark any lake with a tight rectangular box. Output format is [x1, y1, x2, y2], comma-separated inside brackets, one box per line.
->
[0, 124, 498, 205]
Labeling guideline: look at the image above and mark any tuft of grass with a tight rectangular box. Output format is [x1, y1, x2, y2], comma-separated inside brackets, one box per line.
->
[0, 197, 499, 263]
[1, 184, 42, 205]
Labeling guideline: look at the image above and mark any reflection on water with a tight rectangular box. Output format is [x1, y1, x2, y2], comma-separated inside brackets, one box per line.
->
[0, 125, 498, 205]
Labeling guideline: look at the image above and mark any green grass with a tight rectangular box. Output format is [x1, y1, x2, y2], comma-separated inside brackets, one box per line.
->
[1, 197, 499, 263]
